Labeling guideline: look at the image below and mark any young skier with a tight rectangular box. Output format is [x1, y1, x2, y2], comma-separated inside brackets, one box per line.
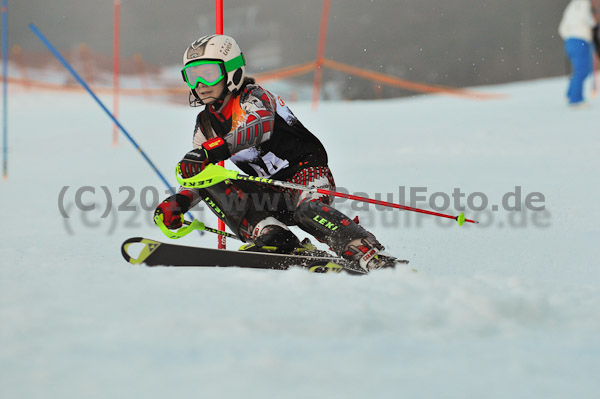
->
[154, 34, 396, 271]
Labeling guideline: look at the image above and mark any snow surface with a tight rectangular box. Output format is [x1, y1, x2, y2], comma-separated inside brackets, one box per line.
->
[1, 76, 599, 398]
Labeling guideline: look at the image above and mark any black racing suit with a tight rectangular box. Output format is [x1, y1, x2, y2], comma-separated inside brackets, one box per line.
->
[186, 80, 374, 254]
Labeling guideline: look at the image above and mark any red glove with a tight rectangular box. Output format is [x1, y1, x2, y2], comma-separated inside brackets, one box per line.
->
[154, 190, 195, 229]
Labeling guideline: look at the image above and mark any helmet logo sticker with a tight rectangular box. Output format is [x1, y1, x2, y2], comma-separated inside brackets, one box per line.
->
[188, 35, 216, 58]
[221, 40, 232, 56]
[191, 35, 215, 49]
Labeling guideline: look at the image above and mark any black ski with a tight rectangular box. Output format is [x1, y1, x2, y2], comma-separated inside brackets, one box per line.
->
[121, 237, 408, 274]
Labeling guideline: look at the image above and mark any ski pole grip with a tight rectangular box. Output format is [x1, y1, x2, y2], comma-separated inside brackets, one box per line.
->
[176, 163, 239, 189]
[154, 214, 205, 239]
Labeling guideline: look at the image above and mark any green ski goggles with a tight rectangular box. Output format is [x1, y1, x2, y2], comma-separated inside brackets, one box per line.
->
[181, 54, 245, 89]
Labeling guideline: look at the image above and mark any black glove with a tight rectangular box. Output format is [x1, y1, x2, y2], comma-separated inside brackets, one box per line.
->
[178, 137, 231, 179]
[178, 148, 208, 179]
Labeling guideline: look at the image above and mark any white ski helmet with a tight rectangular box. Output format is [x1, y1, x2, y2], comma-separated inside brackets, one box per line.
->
[182, 34, 246, 96]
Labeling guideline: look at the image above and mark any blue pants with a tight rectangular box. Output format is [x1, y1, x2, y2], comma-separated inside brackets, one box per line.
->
[564, 38, 592, 104]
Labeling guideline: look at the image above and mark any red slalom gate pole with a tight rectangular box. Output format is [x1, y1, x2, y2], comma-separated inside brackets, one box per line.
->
[216, 0, 223, 34]
[216, 0, 226, 249]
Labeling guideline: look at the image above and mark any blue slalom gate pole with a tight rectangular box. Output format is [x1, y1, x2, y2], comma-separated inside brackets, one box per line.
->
[28, 23, 175, 195]
[2, 0, 7, 180]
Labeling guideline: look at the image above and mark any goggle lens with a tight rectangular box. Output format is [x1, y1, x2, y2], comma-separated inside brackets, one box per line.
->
[182, 61, 225, 89]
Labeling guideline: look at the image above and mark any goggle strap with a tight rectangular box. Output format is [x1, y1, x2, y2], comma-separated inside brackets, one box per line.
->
[223, 54, 245, 73]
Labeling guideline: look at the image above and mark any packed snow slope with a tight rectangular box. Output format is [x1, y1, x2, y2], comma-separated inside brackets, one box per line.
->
[1, 76, 599, 398]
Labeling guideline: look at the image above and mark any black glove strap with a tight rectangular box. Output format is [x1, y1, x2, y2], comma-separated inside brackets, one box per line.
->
[203, 137, 231, 163]
[174, 193, 192, 214]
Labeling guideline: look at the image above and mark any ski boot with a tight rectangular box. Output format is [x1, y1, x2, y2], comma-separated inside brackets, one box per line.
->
[239, 217, 302, 254]
[341, 236, 398, 272]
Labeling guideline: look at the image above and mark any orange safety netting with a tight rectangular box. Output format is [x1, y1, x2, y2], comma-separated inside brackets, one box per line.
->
[2, 58, 506, 100]
[322, 59, 506, 100]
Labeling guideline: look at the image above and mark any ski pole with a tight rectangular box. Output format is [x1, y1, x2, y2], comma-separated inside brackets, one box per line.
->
[30, 23, 205, 236]
[29, 23, 174, 193]
[184, 220, 238, 239]
[155, 213, 239, 240]
[176, 164, 478, 226]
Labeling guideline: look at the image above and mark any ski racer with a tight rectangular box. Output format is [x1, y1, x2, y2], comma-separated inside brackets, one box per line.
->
[154, 34, 396, 272]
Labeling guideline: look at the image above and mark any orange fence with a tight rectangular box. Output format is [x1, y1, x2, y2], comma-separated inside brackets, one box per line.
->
[322, 59, 506, 100]
[2, 45, 506, 101]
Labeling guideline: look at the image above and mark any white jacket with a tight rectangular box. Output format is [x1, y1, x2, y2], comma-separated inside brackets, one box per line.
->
[559, 0, 596, 41]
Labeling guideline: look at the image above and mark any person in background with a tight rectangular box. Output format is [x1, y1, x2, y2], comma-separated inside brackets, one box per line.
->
[559, 0, 597, 106]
